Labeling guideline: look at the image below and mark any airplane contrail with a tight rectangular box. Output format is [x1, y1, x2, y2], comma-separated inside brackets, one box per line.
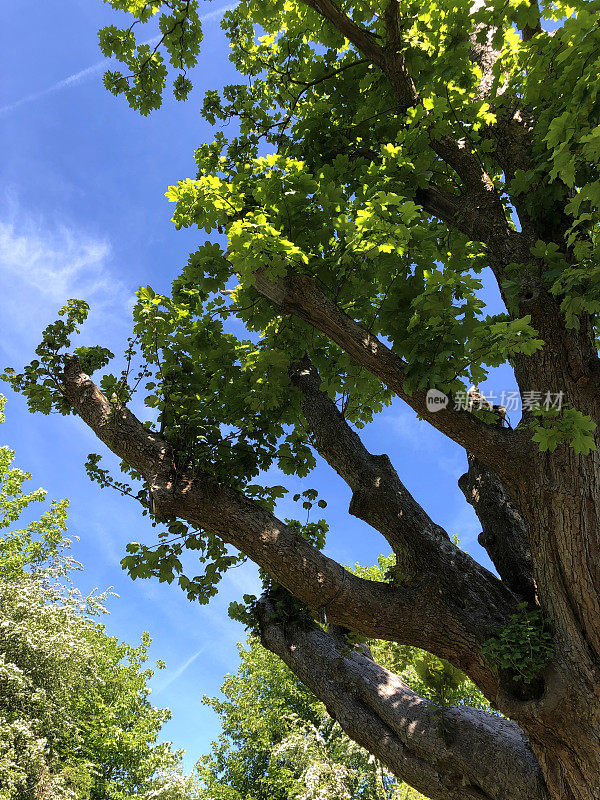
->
[0, 4, 235, 117]
[154, 645, 207, 693]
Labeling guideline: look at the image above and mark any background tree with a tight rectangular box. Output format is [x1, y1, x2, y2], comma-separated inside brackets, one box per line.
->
[0, 396, 197, 800]
[5, 0, 600, 797]
[198, 635, 421, 800]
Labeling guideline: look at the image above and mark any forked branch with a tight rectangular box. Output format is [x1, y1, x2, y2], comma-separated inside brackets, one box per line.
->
[290, 356, 449, 563]
[291, 358, 521, 617]
[301, 0, 510, 242]
[301, 0, 386, 67]
[61, 355, 514, 692]
[253, 271, 530, 488]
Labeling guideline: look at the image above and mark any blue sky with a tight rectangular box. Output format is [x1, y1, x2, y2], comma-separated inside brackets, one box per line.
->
[0, 0, 517, 771]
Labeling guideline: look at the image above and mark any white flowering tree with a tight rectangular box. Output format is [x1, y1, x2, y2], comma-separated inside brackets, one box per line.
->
[0, 396, 197, 800]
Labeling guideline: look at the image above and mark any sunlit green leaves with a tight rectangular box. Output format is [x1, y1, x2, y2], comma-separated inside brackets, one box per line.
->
[524, 3, 600, 240]
[167, 176, 244, 232]
[0, 399, 68, 580]
[2, 300, 113, 416]
[99, 0, 203, 113]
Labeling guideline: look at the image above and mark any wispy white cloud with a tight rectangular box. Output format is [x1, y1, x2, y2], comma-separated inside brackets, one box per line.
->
[137, 570, 246, 667]
[0, 4, 236, 117]
[0, 218, 113, 303]
[0, 63, 111, 117]
[0, 200, 130, 362]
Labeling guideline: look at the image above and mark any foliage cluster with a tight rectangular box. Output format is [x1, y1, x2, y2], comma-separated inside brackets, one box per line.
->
[482, 603, 553, 684]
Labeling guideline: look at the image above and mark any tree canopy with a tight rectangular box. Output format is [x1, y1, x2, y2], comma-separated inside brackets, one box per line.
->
[5, 0, 600, 797]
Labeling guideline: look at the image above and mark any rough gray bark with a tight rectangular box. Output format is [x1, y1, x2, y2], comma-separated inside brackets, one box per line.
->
[458, 455, 536, 603]
[258, 597, 549, 800]
[290, 358, 506, 584]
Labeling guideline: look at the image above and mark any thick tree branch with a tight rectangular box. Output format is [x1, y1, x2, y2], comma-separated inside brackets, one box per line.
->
[61, 356, 513, 693]
[290, 357, 449, 565]
[383, 0, 509, 236]
[337, 148, 507, 248]
[459, 455, 536, 603]
[291, 358, 522, 617]
[381, 0, 419, 110]
[253, 270, 531, 488]
[415, 183, 509, 245]
[428, 136, 507, 230]
[258, 599, 549, 800]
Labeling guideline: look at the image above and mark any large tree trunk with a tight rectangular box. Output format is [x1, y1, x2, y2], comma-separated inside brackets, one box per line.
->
[525, 710, 600, 800]
[510, 472, 600, 800]
[459, 437, 600, 798]
[504, 302, 600, 800]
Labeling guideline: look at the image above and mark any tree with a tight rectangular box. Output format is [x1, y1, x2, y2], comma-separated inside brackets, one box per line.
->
[199, 556, 486, 800]
[4, 0, 600, 796]
[0, 396, 197, 800]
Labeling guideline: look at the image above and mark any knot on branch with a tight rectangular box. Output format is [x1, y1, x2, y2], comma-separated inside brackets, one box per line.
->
[289, 355, 321, 393]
